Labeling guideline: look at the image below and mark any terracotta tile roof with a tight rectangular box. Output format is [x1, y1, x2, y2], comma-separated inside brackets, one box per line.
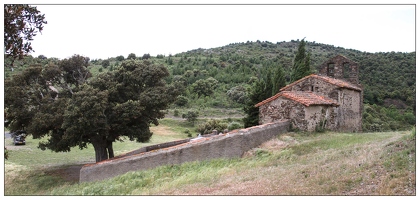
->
[254, 92, 284, 107]
[280, 74, 362, 92]
[281, 91, 339, 106]
[255, 91, 339, 107]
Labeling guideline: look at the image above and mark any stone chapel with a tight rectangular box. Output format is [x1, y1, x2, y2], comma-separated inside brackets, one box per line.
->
[255, 55, 363, 132]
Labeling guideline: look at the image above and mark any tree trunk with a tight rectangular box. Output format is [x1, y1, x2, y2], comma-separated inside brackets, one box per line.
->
[107, 140, 114, 159]
[92, 139, 109, 163]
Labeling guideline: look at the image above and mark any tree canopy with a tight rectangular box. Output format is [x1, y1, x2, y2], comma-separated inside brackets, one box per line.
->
[5, 56, 180, 162]
[243, 79, 269, 128]
[127, 53, 136, 60]
[4, 4, 47, 64]
[290, 38, 311, 82]
[271, 65, 286, 95]
[191, 77, 218, 98]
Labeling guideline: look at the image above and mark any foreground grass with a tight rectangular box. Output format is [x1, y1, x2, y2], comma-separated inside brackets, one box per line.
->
[4, 119, 190, 195]
[5, 127, 415, 195]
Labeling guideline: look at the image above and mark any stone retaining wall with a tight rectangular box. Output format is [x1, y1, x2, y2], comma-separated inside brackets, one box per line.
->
[79, 120, 290, 183]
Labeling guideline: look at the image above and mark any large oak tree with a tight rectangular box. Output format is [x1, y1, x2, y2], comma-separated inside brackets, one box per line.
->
[5, 56, 179, 162]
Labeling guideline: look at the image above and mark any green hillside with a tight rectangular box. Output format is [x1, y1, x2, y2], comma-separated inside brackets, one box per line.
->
[4, 40, 416, 131]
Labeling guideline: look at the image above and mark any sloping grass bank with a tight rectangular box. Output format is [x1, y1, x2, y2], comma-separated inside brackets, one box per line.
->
[5, 128, 414, 195]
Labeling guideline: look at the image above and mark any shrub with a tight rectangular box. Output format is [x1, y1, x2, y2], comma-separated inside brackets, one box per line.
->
[403, 112, 416, 125]
[226, 85, 248, 104]
[101, 59, 110, 68]
[184, 129, 192, 137]
[175, 95, 188, 107]
[5, 147, 9, 160]
[173, 109, 179, 117]
[127, 53, 136, 60]
[228, 121, 242, 131]
[409, 126, 415, 140]
[315, 119, 327, 133]
[142, 53, 151, 60]
[182, 110, 199, 125]
[116, 55, 124, 61]
[196, 119, 228, 135]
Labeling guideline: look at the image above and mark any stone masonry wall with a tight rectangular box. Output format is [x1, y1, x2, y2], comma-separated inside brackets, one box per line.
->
[79, 120, 290, 183]
[336, 88, 363, 132]
[304, 106, 338, 132]
[318, 55, 359, 85]
[259, 97, 299, 124]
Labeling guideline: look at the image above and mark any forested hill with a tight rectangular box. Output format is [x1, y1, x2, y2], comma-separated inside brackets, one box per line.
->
[175, 40, 415, 109]
[4, 39, 416, 131]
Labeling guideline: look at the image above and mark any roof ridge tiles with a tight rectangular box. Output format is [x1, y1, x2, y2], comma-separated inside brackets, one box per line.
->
[279, 74, 361, 92]
[255, 90, 339, 107]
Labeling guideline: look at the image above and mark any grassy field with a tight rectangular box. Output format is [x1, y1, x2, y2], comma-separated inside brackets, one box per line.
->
[4, 119, 415, 195]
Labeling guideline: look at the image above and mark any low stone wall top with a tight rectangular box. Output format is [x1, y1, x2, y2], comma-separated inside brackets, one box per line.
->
[80, 120, 290, 183]
[111, 138, 191, 159]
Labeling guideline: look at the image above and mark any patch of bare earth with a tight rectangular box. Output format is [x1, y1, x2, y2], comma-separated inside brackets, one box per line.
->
[150, 125, 178, 136]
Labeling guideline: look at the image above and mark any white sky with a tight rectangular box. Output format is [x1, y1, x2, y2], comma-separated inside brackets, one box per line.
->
[4, 1, 417, 60]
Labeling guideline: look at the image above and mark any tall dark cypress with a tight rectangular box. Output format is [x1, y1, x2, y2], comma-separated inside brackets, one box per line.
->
[272, 65, 286, 95]
[243, 80, 267, 128]
[264, 71, 273, 98]
[291, 38, 311, 82]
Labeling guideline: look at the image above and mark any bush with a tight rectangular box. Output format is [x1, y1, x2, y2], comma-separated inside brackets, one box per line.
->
[410, 126, 416, 140]
[182, 110, 199, 125]
[403, 112, 416, 125]
[142, 53, 151, 60]
[227, 121, 242, 131]
[196, 119, 228, 135]
[315, 119, 327, 133]
[127, 53, 136, 60]
[184, 129, 192, 137]
[226, 85, 248, 104]
[175, 95, 188, 107]
[116, 55, 124, 61]
[101, 59, 110, 68]
[5, 147, 9, 160]
[173, 109, 179, 117]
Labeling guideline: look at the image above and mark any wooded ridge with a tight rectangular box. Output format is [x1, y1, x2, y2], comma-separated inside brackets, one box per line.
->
[4, 39, 416, 132]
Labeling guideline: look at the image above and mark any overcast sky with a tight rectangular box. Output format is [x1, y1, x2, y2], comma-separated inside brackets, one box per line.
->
[10, 1, 418, 60]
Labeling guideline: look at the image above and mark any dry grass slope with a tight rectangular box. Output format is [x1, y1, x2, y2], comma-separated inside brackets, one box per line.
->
[4, 127, 415, 196]
[142, 131, 415, 195]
